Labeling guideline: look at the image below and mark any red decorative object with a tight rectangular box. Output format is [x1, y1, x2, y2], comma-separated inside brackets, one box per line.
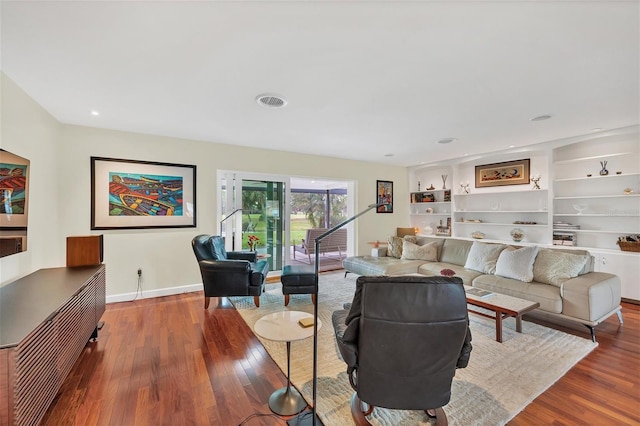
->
[247, 235, 260, 251]
[440, 268, 456, 277]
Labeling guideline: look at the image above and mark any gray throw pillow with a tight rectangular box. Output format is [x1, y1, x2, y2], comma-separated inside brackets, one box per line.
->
[533, 249, 589, 287]
[495, 245, 539, 282]
[464, 241, 506, 274]
[401, 240, 439, 261]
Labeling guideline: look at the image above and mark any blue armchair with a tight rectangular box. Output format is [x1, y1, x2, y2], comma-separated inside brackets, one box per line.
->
[191, 235, 269, 308]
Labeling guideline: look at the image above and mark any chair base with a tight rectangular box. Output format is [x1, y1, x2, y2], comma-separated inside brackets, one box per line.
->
[284, 293, 316, 306]
[350, 393, 447, 426]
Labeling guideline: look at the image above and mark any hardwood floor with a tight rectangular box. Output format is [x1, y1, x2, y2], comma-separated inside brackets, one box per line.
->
[41, 290, 639, 426]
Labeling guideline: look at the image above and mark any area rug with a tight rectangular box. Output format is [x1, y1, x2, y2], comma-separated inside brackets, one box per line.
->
[231, 272, 597, 425]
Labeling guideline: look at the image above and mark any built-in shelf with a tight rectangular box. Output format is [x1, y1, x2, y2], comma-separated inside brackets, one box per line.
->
[555, 173, 640, 182]
[454, 210, 547, 213]
[554, 214, 639, 217]
[411, 201, 451, 205]
[412, 213, 450, 216]
[454, 189, 548, 197]
[554, 194, 639, 200]
[554, 151, 633, 165]
[456, 222, 547, 228]
[552, 229, 632, 235]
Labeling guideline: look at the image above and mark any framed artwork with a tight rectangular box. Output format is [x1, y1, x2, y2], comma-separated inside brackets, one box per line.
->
[91, 157, 196, 230]
[376, 180, 393, 213]
[475, 159, 530, 188]
[0, 149, 30, 258]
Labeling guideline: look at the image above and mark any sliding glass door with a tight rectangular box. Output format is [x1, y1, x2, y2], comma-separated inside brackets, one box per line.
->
[220, 172, 287, 272]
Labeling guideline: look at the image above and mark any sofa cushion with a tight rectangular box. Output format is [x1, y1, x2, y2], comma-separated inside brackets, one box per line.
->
[417, 262, 483, 285]
[439, 239, 473, 266]
[401, 240, 438, 261]
[464, 241, 507, 274]
[533, 249, 589, 287]
[495, 245, 539, 282]
[343, 255, 425, 276]
[387, 235, 417, 259]
[415, 236, 446, 258]
[472, 274, 562, 313]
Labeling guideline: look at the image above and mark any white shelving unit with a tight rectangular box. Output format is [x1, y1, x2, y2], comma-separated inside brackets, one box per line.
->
[409, 189, 452, 235]
[553, 138, 640, 251]
[452, 189, 550, 243]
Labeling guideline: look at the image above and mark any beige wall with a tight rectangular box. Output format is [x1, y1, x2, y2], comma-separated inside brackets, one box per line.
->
[1, 72, 409, 297]
[1, 73, 63, 283]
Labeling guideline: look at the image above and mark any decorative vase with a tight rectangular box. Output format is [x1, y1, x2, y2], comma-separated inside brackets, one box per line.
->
[441, 174, 448, 190]
[510, 228, 524, 242]
[599, 161, 609, 176]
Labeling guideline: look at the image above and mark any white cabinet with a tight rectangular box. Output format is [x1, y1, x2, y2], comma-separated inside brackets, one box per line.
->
[590, 249, 640, 301]
[452, 189, 550, 244]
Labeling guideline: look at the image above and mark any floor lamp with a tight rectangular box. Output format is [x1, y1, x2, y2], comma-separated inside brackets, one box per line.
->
[288, 202, 386, 426]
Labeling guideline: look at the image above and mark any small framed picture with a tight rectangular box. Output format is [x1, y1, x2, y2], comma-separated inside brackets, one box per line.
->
[376, 180, 393, 213]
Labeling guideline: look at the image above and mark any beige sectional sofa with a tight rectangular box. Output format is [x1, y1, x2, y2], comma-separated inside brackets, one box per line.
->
[343, 236, 622, 341]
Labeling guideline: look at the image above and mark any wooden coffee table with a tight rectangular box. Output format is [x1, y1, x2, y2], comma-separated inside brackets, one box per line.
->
[464, 285, 540, 343]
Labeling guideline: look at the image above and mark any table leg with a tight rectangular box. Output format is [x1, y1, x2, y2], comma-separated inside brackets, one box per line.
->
[516, 315, 523, 333]
[495, 311, 503, 343]
[268, 341, 307, 416]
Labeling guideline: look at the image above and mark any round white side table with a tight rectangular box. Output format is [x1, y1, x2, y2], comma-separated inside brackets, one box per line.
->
[253, 311, 322, 416]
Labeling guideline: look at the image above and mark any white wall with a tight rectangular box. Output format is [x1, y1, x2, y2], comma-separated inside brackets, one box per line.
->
[1, 72, 409, 298]
[1, 73, 63, 283]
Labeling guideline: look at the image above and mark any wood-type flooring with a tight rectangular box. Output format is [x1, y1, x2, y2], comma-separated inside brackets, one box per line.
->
[41, 289, 639, 426]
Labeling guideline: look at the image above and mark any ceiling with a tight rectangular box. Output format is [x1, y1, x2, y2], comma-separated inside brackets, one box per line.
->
[1, 1, 638, 167]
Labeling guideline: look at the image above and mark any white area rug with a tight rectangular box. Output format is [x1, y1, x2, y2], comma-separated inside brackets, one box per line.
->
[232, 272, 597, 425]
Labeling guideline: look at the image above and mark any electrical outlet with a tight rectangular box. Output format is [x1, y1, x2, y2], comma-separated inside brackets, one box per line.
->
[137, 268, 142, 277]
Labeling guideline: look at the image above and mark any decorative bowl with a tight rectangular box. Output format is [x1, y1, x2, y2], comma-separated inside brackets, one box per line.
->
[471, 231, 485, 239]
[510, 228, 524, 242]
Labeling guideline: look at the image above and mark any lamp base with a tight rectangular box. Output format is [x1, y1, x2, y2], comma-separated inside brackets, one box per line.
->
[286, 409, 322, 425]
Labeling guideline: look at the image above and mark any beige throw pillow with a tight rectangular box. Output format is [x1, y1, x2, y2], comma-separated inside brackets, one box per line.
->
[464, 241, 506, 274]
[387, 235, 417, 258]
[401, 240, 439, 261]
[533, 249, 589, 287]
[495, 245, 539, 282]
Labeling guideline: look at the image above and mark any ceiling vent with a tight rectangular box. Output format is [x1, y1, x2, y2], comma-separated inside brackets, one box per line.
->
[256, 94, 287, 108]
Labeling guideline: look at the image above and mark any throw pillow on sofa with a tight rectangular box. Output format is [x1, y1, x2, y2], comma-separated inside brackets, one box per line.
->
[464, 241, 507, 274]
[401, 240, 439, 261]
[495, 245, 539, 282]
[387, 235, 417, 258]
[533, 249, 589, 287]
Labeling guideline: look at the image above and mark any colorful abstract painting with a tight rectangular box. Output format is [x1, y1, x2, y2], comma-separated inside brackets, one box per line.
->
[91, 157, 196, 230]
[108, 172, 183, 216]
[0, 163, 28, 215]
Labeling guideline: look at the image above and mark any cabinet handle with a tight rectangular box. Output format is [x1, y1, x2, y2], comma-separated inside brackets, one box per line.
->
[602, 256, 606, 265]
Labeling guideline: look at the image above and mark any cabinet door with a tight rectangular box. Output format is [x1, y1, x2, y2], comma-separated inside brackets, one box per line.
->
[593, 250, 640, 301]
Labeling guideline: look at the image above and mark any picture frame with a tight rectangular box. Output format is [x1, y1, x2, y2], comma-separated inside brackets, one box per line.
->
[91, 157, 196, 230]
[0, 149, 30, 258]
[376, 180, 393, 213]
[475, 159, 530, 188]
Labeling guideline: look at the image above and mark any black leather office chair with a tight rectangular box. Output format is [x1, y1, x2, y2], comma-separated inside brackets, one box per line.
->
[191, 234, 269, 308]
[332, 275, 472, 425]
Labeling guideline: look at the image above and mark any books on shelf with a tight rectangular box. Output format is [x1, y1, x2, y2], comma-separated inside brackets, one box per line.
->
[553, 222, 579, 246]
[466, 287, 494, 298]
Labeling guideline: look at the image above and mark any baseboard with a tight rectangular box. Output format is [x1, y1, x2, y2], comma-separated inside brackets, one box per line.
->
[106, 283, 202, 304]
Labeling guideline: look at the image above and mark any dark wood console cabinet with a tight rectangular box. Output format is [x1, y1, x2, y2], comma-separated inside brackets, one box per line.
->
[0, 264, 106, 426]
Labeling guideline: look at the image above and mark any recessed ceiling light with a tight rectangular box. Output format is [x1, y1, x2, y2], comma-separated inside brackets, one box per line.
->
[384, 153, 394, 157]
[90, 110, 100, 116]
[437, 138, 457, 144]
[463, 153, 469, 156]
[530, 114, 552, 122]
[509, 145, 515, 148]
[255, 93, 287, 108]
[591, 128, 602, 132]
